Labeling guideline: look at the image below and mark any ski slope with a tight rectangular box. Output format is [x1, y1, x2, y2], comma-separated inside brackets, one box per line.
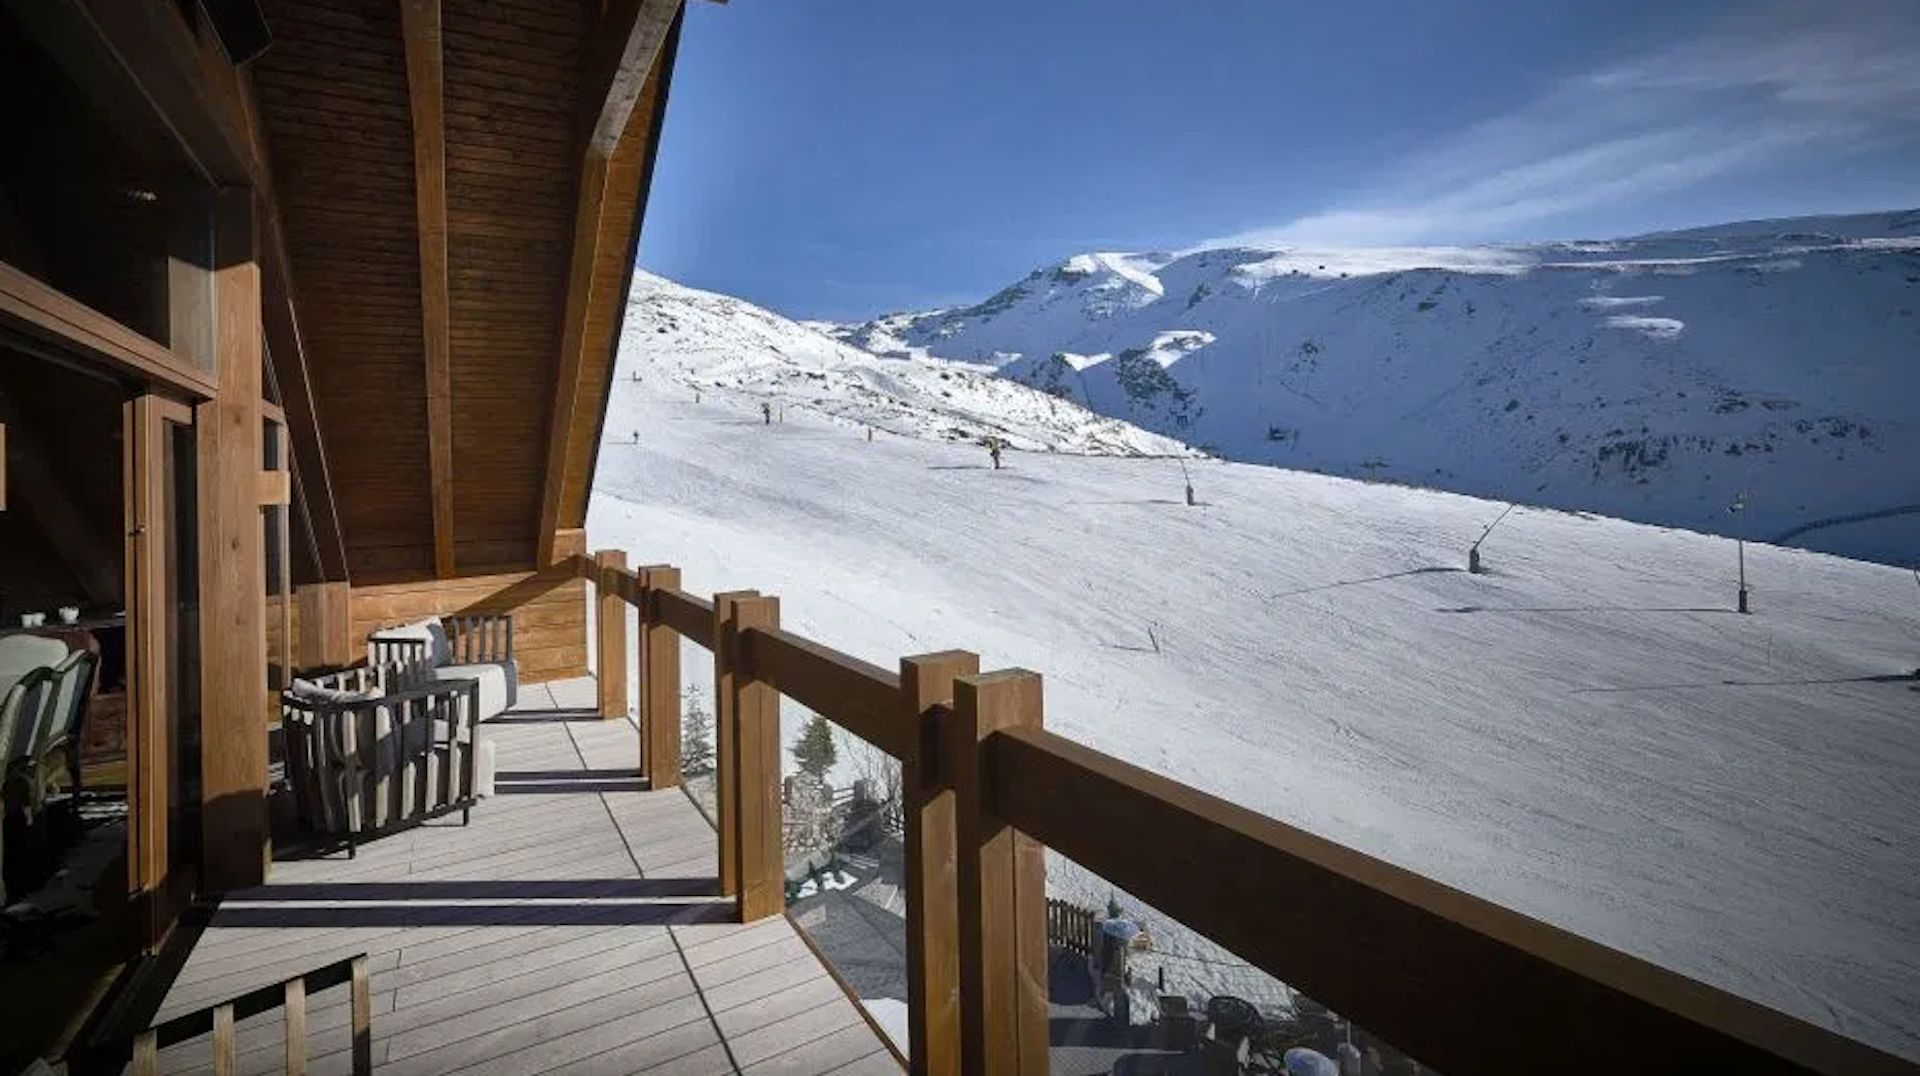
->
[622, 272, 1191, 457]
[590, 347, 1920, 1063]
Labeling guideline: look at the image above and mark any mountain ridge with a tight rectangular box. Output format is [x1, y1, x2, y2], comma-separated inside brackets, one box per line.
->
[827, 209, 1920, 565]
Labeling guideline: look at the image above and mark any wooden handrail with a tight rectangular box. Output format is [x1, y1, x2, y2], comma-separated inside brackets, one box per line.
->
[110, 953, 371, 1076]
[581, 555, 710, 643]
[987, 726, 1911, 1076]
[741, 625, 909, 758]
[594, 559, 645, 604]
[656, 586, 712, 642]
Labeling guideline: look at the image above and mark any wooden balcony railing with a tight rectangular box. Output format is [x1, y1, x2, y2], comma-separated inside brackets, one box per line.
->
[79, 954, 372, 1076]
[574, 551, 1915, 1076]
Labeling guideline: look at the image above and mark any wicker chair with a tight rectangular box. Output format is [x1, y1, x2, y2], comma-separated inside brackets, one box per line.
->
[280, 665, 481, 856]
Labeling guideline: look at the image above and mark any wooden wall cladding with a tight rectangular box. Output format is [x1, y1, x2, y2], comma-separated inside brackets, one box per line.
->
[348, 565, 588, 684]
[254, 0, 433, 577]
[441, 0, 587, 570]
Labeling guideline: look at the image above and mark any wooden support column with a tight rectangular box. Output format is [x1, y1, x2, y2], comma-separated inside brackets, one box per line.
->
[400, 0, 456, 578]
[901, 650, 980, 1076]
[296, 582, 353, 670]
[952, 670, 1049, 1075]
[731, 594, 782, 921]
[594, 549, 629, 720]
[639, 564, 681, 787]
[198, 187, 269, 893]
[551, 527, 587, 565]
[710, 589, 758, 898]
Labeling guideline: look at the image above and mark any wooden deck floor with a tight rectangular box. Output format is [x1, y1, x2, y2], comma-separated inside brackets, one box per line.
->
[149, 678, 900, 1075]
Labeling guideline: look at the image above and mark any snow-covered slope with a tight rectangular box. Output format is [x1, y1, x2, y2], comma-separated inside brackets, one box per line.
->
[591, 359, 1920, 1063]
[830, 210, 1920, 565]
[621, 272, 1191, 457]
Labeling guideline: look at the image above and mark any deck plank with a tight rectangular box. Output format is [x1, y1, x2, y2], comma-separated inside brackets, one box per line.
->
[151, 676, 896, 1075]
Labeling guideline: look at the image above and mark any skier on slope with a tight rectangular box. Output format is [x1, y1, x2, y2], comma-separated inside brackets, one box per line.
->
[988, 436, 1002, 470]
[761, 401, 772, 425]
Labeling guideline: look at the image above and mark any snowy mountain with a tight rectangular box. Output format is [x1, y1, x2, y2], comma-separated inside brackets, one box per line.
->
[618, 272, 1192, 457]
[830, 210, 1920, 566]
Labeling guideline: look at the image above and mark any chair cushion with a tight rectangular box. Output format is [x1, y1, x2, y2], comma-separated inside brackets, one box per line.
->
[432, 662, 514, 721]
[0, 636, 70, 681]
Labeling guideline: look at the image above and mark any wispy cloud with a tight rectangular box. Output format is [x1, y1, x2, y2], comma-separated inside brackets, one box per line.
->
[1213, 1, 1920, 248]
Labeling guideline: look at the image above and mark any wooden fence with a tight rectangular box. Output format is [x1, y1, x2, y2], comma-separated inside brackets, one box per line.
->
[1047, 898, 1100, 959]
[576, 551, 1917, 1076]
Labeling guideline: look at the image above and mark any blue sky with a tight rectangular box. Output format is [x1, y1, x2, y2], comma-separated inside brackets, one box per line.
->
[638, 0, 1920, 321]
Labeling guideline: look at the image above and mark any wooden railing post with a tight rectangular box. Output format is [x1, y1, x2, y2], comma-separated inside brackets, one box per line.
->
[952, 669, 1048, 1075]
[593, 549, 628, 720]
[284, 976, 308, 1076]
[732, 595, 783, 921]
[638, 564, 681, 788]
[710, 589, 759, 898]
[901, 650, 979, 1076]
[350, 954, 372, 1076]
[295, 581, 352, 670]
[212, 1002, 235, 1075]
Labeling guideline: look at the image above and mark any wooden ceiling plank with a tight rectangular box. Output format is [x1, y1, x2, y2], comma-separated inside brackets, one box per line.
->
[401, 0, 457, 579]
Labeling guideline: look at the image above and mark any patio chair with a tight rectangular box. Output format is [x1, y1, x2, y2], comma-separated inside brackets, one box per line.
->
[280, 666, 481, 856]
[32, 649, 99, 814]
[1, 667, 58, 899]
[367, 613, 517, 722]
[1, 667, 59, 816]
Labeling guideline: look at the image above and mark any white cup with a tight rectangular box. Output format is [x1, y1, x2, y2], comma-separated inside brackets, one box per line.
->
[59, 607, 80, 624]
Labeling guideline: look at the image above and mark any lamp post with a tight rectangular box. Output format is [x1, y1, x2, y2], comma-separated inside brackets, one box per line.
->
[1730, 492, 1749, 614]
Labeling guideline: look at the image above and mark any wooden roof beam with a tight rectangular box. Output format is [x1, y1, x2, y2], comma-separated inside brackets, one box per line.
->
[579, 0, 684, 156]
[401, 0, 457, 579]
[537, 0, 683, 566]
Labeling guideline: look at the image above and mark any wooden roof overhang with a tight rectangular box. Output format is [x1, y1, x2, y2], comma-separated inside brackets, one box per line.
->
[20, 0, 693, 585]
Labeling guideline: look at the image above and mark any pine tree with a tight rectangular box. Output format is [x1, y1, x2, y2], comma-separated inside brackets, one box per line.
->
[681, 700, 715, 777]
[791, 712, 837, 780]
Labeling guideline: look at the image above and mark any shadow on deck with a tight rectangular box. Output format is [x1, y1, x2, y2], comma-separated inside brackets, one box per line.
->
[147, 677, 900, 1075]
